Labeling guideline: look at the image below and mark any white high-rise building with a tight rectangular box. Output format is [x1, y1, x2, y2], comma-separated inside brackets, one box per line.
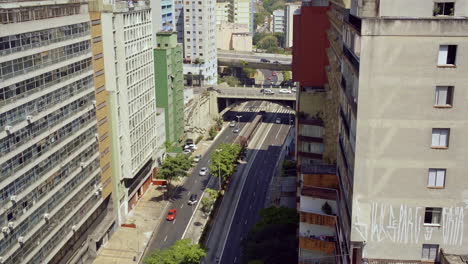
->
[284, 2, 301, 48]
[91, 0, 160, 223]
[182, 0, 218, 85]
[0, 1, 110, 263]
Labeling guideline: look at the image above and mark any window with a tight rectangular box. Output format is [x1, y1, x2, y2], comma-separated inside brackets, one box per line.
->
[428, 169, 445, 188]
[434, 86, 453, 107]
[431, 128, 449, 148]
[94, 53, 103, 60]
[422, 244, 439, 260]
[95, 69, 104, 77]
[93, 36, 102, 43]
[438, 45, 457, 66]
[91, 19, 101, 25]
[434, 2, 454, 16]
[424, 208, 442, 225]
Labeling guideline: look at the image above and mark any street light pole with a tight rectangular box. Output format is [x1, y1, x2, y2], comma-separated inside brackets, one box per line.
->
[236, 115, 242, 130]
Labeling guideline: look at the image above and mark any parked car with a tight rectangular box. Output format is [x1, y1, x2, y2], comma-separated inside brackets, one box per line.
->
[186, 139, 194, 145]
[260, 58, 270, 63]
[233, 127, 240, 133]
[279, 89, 292, 94]
[199, 167, 208, 176]
[183, 148, 191, 154]
[188, 194, 198, 205]
[188, 144, 197, 150]
[166, 209, 177, 221]
[275, 118, 281, 124]
[229, 120, 236, 127]
[273, 60, 280, 64]
[193, 154, 201, 162]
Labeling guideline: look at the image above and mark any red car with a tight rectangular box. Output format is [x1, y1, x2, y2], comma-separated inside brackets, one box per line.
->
[166, 209, 177, 221]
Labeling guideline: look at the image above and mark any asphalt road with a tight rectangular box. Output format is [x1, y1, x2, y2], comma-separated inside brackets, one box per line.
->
[217, 51, 292, 64]
[260, 69, 278, 86]
[203, 104, 293, 263]
[143, 101, 264, 254]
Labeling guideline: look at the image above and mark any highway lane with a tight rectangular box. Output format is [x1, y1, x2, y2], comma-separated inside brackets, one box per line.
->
[202, 105, 293, 263]
[143, 101, 263, 255]
[217, 51, 292, 63]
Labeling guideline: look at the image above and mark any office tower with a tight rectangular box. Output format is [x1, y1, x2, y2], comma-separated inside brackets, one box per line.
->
[154, 32, 185, 145]
[0, 0, 112, 263]
[89, 0, 161, 223]
[284, 2, 301, 48]
[272, 9, 286, 34]
[182, 0, 218, 86]
[294, 0, 468, 263]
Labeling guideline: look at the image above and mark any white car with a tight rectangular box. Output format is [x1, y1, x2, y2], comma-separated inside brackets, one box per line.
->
[193, 154, 201, 162]
[291, 87, 297, 93]
[279, 89, 292, 94]
[199, 167, 208, 176]
[275, 118, 281, 124]
[233, 127, 240, 133]
[229, 121, 236, 127]
[188, 144, 197, 150]
[183, 149, 191, 154]
[263, 89, 274, 95]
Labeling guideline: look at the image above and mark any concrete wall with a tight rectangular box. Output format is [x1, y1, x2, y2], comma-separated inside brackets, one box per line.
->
[379, 0, 468, 18]
[352, 18, 468, 259]
[184, 91, 219, 140]
[217, 22, 252, 51]
[300, 196, 338, 216]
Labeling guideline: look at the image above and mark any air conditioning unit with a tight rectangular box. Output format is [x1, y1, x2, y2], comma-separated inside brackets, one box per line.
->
[26, 115, 33, 123]
[10, 196, 17, 203]
[43, 213, 51, 221]
[98, 187, 103, 192]
[80, 162, 86, 168]
[18, 236, 24, 244]
[1, 227, 9, 234]
[95, 191, 100, 196]
[71, 225, 78, 232]
[4, 126, 12, 133]
[8, 222, 15, 229]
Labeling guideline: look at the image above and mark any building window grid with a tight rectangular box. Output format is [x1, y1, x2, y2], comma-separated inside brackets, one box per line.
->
[0, 58, 92, 107]
[0, 22, 90, 56]
[0, 94, 96, 177]
[0, 5, 82, 24]
[0, 40, 91, 80]
[0, 75, 94, 130]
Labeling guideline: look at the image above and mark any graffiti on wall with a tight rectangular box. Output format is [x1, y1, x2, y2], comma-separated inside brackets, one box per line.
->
[353, 202, 464, 246]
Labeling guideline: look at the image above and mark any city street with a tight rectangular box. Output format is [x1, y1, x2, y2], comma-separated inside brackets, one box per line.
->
[202, 104, 293, 263]
[143, 101, 265, 254]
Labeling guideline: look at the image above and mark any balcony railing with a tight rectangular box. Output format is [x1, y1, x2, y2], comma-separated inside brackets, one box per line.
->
[303, 173, 339, 190]
[348, 14, 362, 32]
[300, 212, 336, 227]
[299, 236, 335, 254]
[301, 186, 337, 200]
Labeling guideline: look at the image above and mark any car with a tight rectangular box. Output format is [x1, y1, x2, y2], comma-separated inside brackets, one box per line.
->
[199, 167, 208, 176]
[292, 87, 297, 93]
[186, 139, 194, 145]
[275, 118, 281, 124]
[188, 144, 197, 150]
[233, 127, 240, 133]
[279, 89, 292, 94]
[193, 154, 201, 162]
[183, 149, 191, 154]
[272, 71, 277, 76]
[188, 194, 198, 205]
[166, 209, 177, 221]
[263, 89, 274, 95]
[260, 58, 270, 63]
[259, 88, 264, 93]
[273, 60, 280, 64]
[229, 120, 236, 127]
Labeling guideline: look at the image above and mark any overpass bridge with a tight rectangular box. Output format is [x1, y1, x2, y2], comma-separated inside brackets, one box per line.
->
[217, 50, 292, 71]
[211, 86, 297, 111]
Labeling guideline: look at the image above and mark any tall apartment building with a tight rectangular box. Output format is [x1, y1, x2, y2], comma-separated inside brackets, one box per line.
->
[175, 0, 184, 43]
[154, 32, 185, 145]
[294, 0, 468, 263]
[232, 0, 252, 33]
[89, 0, 162, 224]
[216, 0, 233, 25]
[272, 9, 285, 34]
[182, 0, 218, 85]
[284, 2, 301, 48]
[0, 1, 113, 263]
[150, 0, 175, 40]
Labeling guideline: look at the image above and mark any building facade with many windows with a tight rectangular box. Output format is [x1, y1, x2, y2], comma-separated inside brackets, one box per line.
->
[0, 0, 112, 263]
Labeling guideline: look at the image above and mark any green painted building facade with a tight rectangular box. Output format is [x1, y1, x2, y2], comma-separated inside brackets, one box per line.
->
[154, 32, 185, 144]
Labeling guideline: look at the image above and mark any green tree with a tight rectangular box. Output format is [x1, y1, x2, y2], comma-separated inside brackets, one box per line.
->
[253, 32, 268, 46]
[209, 144, 242, 188]
[221, 76, 241, 86]
[208, 126, 218, 140]
[144, 239, 206, 264]
[257, 35, 278, 50]
[273, 32, 285, 48]
[242, 206, 298, 264]
[201, 196, 214, 213]
[242, 67, 256, 78]
[254, 12, 267, 29]
[282, 71, 291, 81]
[158, 154, 192, 185]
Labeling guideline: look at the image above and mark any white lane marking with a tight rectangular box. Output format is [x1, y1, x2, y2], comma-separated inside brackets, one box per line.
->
[173, 219, 176, 225]
[181, 204, 184, 209]
[234, 257, 237, 263]
[275, 123, 283, 139]
[245, 220, 247, 225]
[182, 177, 213, 239]
[187, 192, 191, 197]
[164, 235, 168, 241]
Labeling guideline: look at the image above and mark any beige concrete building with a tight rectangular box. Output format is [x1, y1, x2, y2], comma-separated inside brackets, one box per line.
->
[216, 22, 252, 51]
[216, 0, 252, 33]
[295, 0, 468, 263]
[216, 0, 233, 25]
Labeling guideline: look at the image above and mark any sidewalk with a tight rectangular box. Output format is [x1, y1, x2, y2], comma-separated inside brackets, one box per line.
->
[92, 127, 226, 264]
